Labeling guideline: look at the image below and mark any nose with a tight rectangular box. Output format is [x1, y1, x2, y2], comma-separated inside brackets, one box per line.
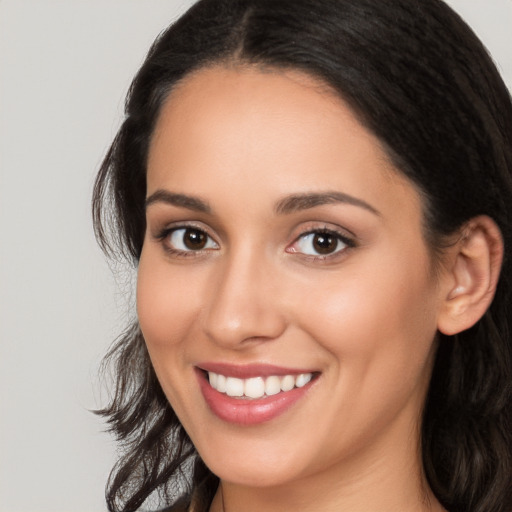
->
[200, 247, 287, 349]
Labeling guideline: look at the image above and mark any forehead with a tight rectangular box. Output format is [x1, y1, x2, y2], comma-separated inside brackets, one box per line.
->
[147, 65, 420, 220]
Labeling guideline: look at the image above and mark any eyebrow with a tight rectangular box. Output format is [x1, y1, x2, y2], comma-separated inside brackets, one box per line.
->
[145, 190, 211, 213]
[274, 191, 380, 216]
[145, 189, 379, 216]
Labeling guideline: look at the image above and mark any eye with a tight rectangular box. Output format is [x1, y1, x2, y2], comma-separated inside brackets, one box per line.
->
[166, 227, 219, 252]
[288, 230, 353, 257]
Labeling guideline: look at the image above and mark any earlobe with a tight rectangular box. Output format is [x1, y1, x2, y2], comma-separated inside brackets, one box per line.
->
[437, 216, 503, 336]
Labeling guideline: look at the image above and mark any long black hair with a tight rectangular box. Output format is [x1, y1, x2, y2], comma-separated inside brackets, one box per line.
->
[93, 1, 512, 511]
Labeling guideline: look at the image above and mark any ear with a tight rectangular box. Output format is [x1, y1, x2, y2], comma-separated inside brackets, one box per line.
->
[437, 216, 503, 336]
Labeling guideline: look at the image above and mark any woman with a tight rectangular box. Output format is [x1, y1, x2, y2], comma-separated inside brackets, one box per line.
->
[93, 0, 512, 511]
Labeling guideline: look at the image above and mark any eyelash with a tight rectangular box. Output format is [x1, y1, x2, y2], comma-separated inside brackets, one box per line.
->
[286, 227, 356, 261]
[156, 225, 219, 258]
[154, 224, 356, 260]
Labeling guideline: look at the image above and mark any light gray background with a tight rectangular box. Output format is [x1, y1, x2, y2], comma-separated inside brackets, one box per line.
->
[0, 1, 510, 511]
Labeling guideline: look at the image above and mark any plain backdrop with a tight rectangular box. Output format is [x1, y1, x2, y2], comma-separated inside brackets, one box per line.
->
[0, 1, 510, 511]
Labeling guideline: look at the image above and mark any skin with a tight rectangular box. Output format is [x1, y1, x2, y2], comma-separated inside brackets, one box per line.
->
[137, 66, 453, 512]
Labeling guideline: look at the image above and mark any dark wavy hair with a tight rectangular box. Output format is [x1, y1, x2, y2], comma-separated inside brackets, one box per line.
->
[93, 0, 512, 511]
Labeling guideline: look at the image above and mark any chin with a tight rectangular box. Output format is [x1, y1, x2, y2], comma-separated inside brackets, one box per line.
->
[206, 458, 301, 488]
[193, 433, 311, 488]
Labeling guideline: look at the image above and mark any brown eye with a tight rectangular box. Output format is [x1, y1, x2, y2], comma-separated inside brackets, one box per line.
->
[290, 230, 352, 257]
[184, 228, 207, 249]
[312, 233, 338, 254]
[167, 227, 219, 252]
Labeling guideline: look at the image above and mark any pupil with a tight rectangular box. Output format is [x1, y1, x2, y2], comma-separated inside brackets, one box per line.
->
[313, 233, 337, 254]
[184, 229, 206, 250]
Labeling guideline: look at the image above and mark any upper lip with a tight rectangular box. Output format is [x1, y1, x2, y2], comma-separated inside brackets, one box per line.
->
[197, 362, 318, 379]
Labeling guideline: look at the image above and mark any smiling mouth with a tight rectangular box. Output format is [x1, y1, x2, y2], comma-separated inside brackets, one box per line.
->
[207, 371, 315, 399]
[196, 366, 319, 424]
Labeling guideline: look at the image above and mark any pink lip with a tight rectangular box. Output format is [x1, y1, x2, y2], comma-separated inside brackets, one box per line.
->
[197, 362, 314, 378]
[195, 365, 317, 426]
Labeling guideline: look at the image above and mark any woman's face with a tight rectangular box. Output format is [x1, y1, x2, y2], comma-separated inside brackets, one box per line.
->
[138, 66, 445, 488]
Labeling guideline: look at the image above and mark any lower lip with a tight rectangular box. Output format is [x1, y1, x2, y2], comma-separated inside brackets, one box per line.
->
[196, 370, 315, 425]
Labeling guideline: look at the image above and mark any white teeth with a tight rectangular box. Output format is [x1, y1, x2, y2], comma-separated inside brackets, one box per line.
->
[265, 376, 281, 396]
[209, 372, 218, 388]
[225, 377, 244, 397]
[244, 377, 265, 399]
[295, 373, 312, 388]
[216, 374, 227, 393]
[207, 371, 314, 398]
[280, 375, 295, 392]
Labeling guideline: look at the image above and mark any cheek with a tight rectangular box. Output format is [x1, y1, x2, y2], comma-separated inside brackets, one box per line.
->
[136, 251, 208, 421]
[290, 252, 440, 459]
[298, 248, 439, 385]
[136, 251, 201, 361]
